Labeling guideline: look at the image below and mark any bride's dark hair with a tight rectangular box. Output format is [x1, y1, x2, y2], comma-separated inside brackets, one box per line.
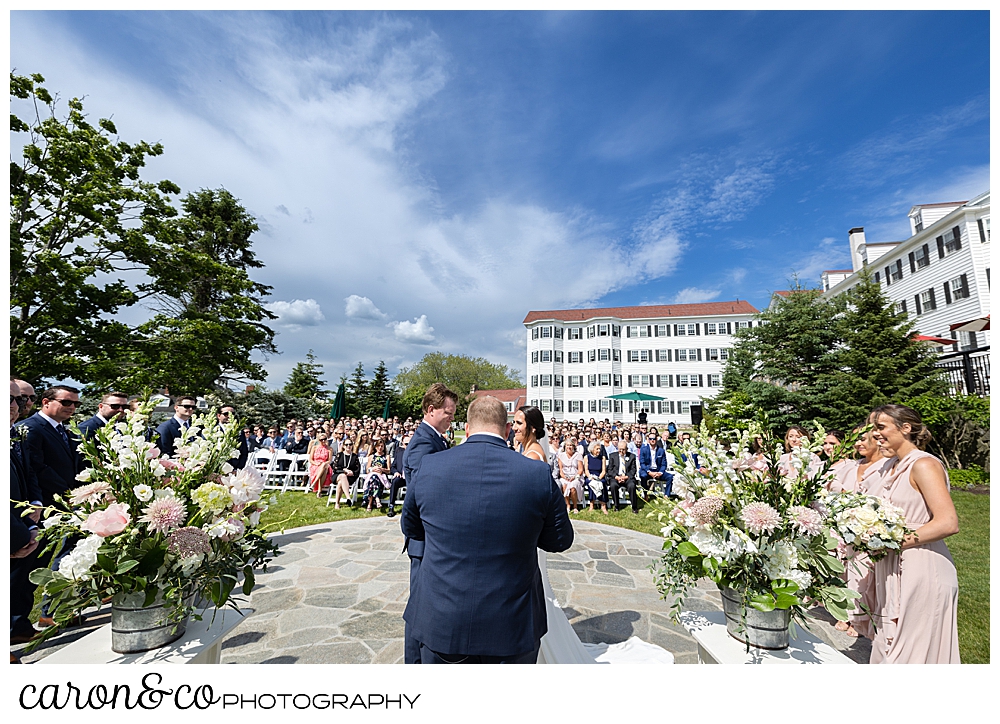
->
[518, 405, 546, 440]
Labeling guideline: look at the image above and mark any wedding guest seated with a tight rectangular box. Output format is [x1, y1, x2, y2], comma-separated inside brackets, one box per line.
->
[582, 441, 609, 515]
[281, 427, 309, 471]
[385, 433, 411, 518]
[307, 432, 334, 496]
[639, 432, 668, 495]
[332, 439, 362, 510]
[606, 440, 639, 512]
[556, 436, 585, 514]
[363, 439, 391, 512]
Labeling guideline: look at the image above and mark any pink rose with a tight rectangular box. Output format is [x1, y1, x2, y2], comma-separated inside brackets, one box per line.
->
[159, 459, 183, 471]
[81, 502, 131, 537]
[145, 446, 161, 459]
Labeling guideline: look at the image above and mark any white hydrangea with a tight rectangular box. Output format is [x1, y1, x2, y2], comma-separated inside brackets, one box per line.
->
[689, 528, 728, 559]
[57, 536, 103, 580]
[205, 518, 240, 540]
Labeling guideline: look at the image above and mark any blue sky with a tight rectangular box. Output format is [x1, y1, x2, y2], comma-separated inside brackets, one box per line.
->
[10, 10, 990, 387]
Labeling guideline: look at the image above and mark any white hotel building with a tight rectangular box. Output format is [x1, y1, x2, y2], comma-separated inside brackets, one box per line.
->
[523, 301, 758, 424]
[821, 190, 990, 352]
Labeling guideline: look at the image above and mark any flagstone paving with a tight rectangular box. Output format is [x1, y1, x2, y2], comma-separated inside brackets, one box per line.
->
[17, 518, 870, 664]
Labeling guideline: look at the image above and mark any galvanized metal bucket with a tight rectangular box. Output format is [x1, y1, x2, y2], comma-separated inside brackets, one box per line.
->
[720, 586, 791, 650]
[110, 590, 190, 654]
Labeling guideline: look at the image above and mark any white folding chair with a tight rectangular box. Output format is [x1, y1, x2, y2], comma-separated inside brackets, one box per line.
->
[281, 453, 310, 492]
[267, 450, 296, 489]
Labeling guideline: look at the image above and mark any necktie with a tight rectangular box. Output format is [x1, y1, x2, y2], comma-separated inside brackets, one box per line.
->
[183, 420, 190, 430]
[57, 424, 71, 450]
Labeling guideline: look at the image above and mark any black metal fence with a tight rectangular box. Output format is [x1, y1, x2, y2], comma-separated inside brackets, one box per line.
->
[936, 346, 990, 396]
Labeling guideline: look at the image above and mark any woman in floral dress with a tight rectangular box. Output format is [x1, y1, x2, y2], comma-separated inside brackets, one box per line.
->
[362, 439, 391, 512]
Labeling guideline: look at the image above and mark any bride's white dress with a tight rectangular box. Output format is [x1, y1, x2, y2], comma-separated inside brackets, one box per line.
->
[536, 550, 674, 664]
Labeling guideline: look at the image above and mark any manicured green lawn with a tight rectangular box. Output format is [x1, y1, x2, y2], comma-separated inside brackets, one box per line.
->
[260, 488, 989, 663]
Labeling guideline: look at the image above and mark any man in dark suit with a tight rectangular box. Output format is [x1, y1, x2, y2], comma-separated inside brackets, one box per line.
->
[217, 406, 249, 470]
[402, 396, 574, 664]
[606, 439, 640, 512]
[10, 380, 43, 651]
[399, 382, 457, 664]
[156, 395, 198, 458]
[639, 432, 669, 496]
[22, 384, 84, 628]
[78, 391, 129, 441]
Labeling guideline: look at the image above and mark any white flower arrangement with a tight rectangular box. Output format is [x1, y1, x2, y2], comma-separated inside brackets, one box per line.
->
[825, 491, 911, 562]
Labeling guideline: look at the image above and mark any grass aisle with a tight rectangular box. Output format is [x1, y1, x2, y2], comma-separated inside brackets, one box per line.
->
[259, 488, 989, 663]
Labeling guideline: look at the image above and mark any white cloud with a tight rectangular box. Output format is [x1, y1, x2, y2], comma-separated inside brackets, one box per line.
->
[344, 294, 387, 320]
[786, 237, 848, 286]
[392, 315, 435, 343]
[266, 299, 325, 329]
[672, 287, 721, 304]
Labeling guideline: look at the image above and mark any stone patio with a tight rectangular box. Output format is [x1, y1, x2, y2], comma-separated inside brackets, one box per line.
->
[17, 517, 871, 664]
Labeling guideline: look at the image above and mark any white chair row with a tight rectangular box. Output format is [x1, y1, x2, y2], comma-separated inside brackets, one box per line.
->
[249, 449, 310, 492]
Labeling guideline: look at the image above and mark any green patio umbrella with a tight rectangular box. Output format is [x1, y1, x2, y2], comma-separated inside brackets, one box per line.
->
[606, 390, 665, 423]
[382, 398, 391, 420]
[330, 382, 346, 420]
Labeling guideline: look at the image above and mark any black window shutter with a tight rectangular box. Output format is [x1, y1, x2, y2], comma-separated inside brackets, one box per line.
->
[896, 259, 903, 278]
[698, 375, 704, 387]
[727, 322, 732, 334]
[665, 324, 671, 336]
[875, 271, 881, 284]
[668, 375, 673, 387]
[928, 287, 936, 310]
[922, 244, 930, 265]
[673, 324, 679, 336]
[655, 376, 660, 387]
[978, 219, 986, 243]
[653, 325, 658, 337]
[748, 321, 753, 328]
[627, 375, 632, 386]
[936, 236, 945, 258]
[695, 323, 701, 335]
[626, 326, 631, 338]
[909, 252, 916, 274]
[943, 282, 952, 304]
[697, 349, 702, 361]
[884, 266, 891, 285]
[952, 226, 963, 250]
[960, 273, 969, 297]
[668, 349, 672, 362]
[901, 300, 907, 313]
[914, 294, 922, 315]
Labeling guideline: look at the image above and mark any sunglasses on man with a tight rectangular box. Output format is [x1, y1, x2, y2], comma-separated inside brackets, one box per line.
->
[105, 403, 128, 410]
[52, 399, 80, 407]
[178, 404, 197, 410]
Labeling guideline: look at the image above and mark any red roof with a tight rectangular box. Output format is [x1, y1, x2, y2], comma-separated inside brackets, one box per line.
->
[523, 300, 758, 324]
[823, 269, 853, 274]
[471, 388, 526, 404]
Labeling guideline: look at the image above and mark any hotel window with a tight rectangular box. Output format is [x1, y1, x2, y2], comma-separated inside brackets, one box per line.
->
[599, 400, 611, 413]
[599, 374, 611, 386]
[598, 348, 610, 361]
[530, 399, 538, 407]
[658, 375, 672, 387]
[613, 374, 622, 387]
[587, 325, 596, 338]
[977, 217, 989, 243]
[553, 399, 563, 413]
[677, 374, 690, 387]
[569, 375, 583, 388]
[909, 244, 931, 273]
[886, 259, 903, 282]
[598, 324, 609, 336]
[568, 327, 582, 340]
[540, 399, 551, 412]
[554, 350, 563, 362]
[531, 375, 538, 387]
[554, 375, 563, 387]
[676, 349, 687, 362]
[706, 323, 718, 335]
[708, 374, 721, 387]
[532, 328, 539, 340]
[588, 400, 597, 413]
[686, 323, 697, 335]
[656, 349, 669, 362]
[505, 402, 514, 412]
[707, 348, 719, 361]
[554, 327, 564, 339]
[914, 288, 937, 315]
[936, 226, 963, 257]
[893, 301, 908, 315]
[540, 375, 552, 387]
[568, 351, 583, 363]
[655, 324, 669, 337]
[720, 348, 729, 361]
[588, 375, 597, 387]
[569, 400, 583, 413]
[531, 351, 538, 363]
[588, 350, 596, 362]
[736, 321, 750, 329]
[946, 274, 970, 302]
[612, 348, 621, 361]
[627, 325, 650, 338]
[613, 400, 623, 413]
[541, 326, 552, 338]
[680, 401, 690, 415]
[540, 350, 551, 362]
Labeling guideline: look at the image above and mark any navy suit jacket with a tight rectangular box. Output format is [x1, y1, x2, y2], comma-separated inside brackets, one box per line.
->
[156, 417, 184, 458]
[22, 414, 81, 507]
[77, 414, 107, 441]
[638, 443, 668, 478]
[11, 438, 40, 552]
[401, 422, 448, 559]
[401, 434, 574, 657]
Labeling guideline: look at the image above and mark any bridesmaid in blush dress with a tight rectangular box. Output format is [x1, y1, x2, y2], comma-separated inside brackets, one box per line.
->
[867, 404, 960, 664]
[828, 427, 890, 638]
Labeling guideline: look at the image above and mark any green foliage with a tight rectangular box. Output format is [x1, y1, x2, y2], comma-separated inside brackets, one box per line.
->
[903, 394, 990, 469]
[211, 385, 329, 428]
[393, 352, 522, 421]
[365, 360, 396, 419]
[10, 73, 276, 393]
[346, 362, 368, 418]
[710, 272, 945, 434]
[10, 72, 179, 386]
[284, 350, 327, 399]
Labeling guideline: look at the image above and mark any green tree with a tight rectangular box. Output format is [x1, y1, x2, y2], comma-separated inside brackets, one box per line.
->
[210, 385, 328, 430]
[365, 360, 396, 418]
[710, 273, 944, 433]
[393, 353, 522, 421]
[284, 350, 327, 399]
[10, 72, 180, 385]
[346, 362, 368, 418]
[903, 393, 989, 470]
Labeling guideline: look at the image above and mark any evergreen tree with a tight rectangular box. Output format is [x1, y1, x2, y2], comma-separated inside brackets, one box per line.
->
[346, 362, 368, 418]
[283, 350, 327, 398]
[393, 352, 522, 421]
[365, 360, 396, 418]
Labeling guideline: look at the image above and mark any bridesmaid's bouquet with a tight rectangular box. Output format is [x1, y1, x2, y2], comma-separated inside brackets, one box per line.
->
[824, 492, 911, 562]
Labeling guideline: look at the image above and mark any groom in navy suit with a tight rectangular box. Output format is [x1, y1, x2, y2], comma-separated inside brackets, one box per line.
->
[400, 383, 457, 664]
[402, 395, 574, 664]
